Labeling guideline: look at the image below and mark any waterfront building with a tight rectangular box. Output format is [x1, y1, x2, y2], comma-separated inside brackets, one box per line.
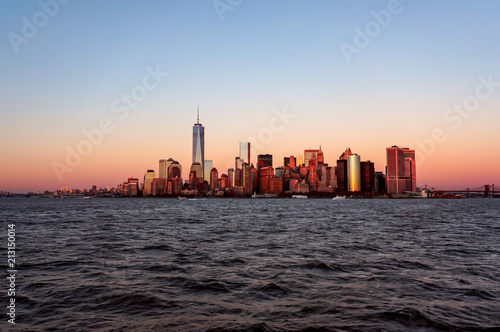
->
[304, 149, 320, 167]
[403, 148, 417, 192]
[257, 154, 273, 169]
[168, 161, 182, 180]
[159, 158, 174, 178]
[348, 154, 361, 192]
[361, 161, 375, 193]
[204, 160, 213, 184]
[336, 159, 348, 192]
[143, 170, 156, 196]
[227, 168, 234, 188]
[386, 145, 408, 194]
[296, 154, 304, 166]
[240, 142, 251, 164]
[192, 107, 205, 180]
[152, 178, 166, 196]
[210, 167, 218, 191]
[189, 162, 203, 189]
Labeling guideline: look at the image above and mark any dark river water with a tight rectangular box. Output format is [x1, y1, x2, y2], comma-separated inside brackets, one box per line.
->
[1, 198, 499, 331]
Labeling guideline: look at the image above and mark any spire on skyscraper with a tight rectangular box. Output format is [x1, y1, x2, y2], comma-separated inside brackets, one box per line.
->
[197, 105, 199, 124]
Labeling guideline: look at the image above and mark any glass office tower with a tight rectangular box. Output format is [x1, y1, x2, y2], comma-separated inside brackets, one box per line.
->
[192, 107, 205, 180]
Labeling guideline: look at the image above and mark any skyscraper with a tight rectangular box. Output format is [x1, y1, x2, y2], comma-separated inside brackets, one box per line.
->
[204, 160, 213, 184]
[210, 168, 218, 191]
[143, 170, 156, 196]
[159, 158, 174, 179]
[240, 142, 251, 165]
[347, 154, 361, 192]
[192, 106, 205, 180]
[304, 148, 320, 166]
[361, 161, 375, 192]
[257, 154, 273, 169]
[386, 145, 406, 194]
[403, 148, 417, 192]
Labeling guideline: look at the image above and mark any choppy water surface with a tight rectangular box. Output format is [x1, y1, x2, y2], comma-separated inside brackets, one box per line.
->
[1, 198, 499, 331]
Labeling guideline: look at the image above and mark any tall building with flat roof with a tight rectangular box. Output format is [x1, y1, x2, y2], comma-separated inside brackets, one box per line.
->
[189, 162, 203, 189]
[210, 167, 218, 191]
[336, 159, 348, 192]
[347, 154, 361, 192]
[239, 142, 251, 165]
[403, 148, 417, 192]
[143, 170, 156, 196]
[361, 161, 375, 193]
[192, 107, 205, 180]
[204, 160, 213, 184]
[386, 145, 406, 194]
[304, 148, 319, 166]
[257, 154, 273, 169]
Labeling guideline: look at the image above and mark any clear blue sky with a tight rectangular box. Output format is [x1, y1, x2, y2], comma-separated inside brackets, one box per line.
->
[1, 0, 500, 192]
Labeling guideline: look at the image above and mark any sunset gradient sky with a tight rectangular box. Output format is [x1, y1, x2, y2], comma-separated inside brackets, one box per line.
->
[1, 0, 500, 192]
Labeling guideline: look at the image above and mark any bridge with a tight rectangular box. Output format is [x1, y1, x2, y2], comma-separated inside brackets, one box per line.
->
[430, 184, 497, 197]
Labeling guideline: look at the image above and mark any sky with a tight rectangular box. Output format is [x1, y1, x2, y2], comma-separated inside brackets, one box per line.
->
[1, 0, 500, 193]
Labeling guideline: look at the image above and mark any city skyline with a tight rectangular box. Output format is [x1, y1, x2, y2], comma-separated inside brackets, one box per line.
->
[1, 1, 500, 192]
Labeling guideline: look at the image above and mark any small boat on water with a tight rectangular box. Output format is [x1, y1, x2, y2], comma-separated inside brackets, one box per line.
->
[292, 195, 308, 199]
[332, 196, 346, 200]
[177, 197, 188, 200]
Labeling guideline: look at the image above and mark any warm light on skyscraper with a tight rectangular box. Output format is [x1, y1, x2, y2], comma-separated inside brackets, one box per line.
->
[240, 142, 251, 165]
[192, 106, 205, 180]
[347, 154, 361, 192]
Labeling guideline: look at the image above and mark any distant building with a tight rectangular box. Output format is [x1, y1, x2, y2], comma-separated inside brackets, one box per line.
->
[220, 174, 228, 190]
[339, 147, 353, 160]
[240, 142, 251, 164]
[386, 145, 409, 194]
[159, 158, 174, 178]
[227, 168, 234, 188]
[152, 178, 166, 196]
[143, 170, 156, 196]
[361, 161, 375, 192]
[304, 149, 320, 167]
[403, 148, 417, 192]
[168, 161, 182, 180]
[258, 166, 274, 194]
[192, 107, 205, 180]
[235, 157, 243, 170]
[317, 145, 324, 165]
[347, 154, 361, 192]
[189, 162, 203, 189]
[204, 160, 213, 184]
[296, 154, 304, 167]
[257, 154, 273, 169]
[210, 167, 218, 191]
[336, 159, 348, 192]
[374, 171, 386, 194]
